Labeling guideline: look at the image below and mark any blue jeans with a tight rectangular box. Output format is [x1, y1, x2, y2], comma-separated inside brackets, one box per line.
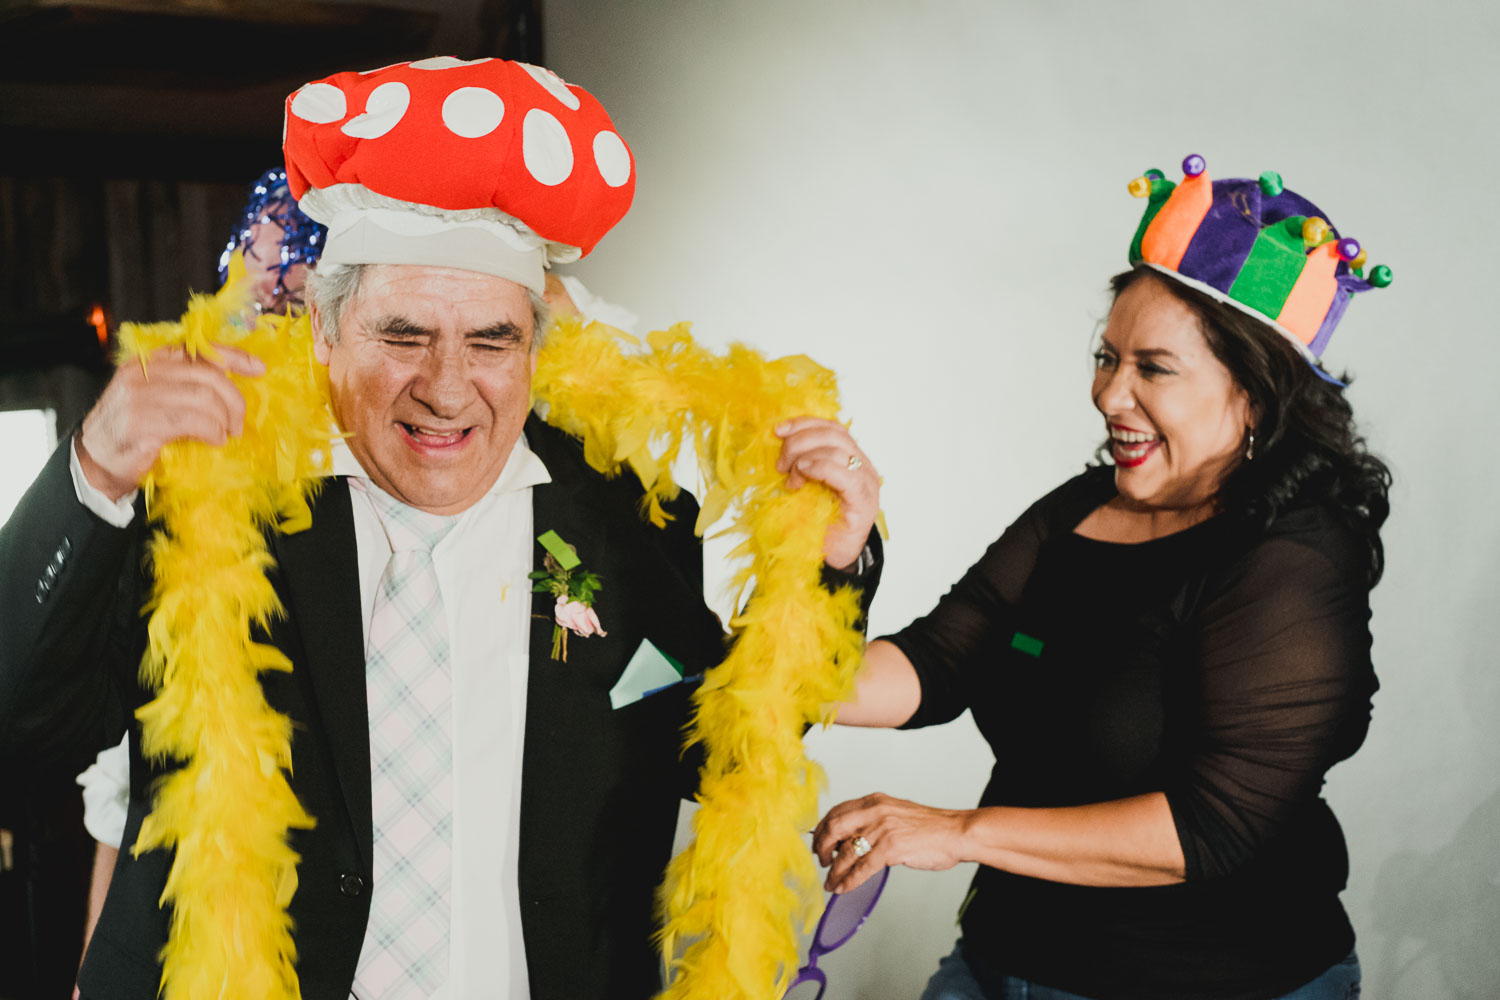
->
[918, 941, 1361, 1000]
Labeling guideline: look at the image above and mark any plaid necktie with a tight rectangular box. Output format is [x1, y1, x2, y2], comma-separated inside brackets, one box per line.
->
[353, 484, 459, 999]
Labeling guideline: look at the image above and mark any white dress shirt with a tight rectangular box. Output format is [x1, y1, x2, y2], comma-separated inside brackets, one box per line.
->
[71, 435, 550, 998]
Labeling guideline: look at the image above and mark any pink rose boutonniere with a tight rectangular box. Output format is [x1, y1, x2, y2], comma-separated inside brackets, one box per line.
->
[531, 530, 605, 662]
[554, 598, 606, 639]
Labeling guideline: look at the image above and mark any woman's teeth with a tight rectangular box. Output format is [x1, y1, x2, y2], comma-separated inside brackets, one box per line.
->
[1109, 427, 1159, 464]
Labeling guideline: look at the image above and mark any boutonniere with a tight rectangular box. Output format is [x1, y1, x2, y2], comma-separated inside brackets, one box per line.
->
[531, 530, 605, 662]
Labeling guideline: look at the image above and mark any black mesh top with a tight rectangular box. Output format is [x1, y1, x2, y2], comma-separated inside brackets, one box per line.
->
[886, 466, 1377, 1000]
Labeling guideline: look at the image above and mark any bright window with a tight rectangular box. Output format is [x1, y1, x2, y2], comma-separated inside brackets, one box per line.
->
[0, 409, 57, 525]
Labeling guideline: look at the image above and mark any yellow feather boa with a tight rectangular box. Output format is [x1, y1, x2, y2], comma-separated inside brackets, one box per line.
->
[534, 317, 868, 999]
[122, 268, 865, 1000]
[119, 261, 332, 999]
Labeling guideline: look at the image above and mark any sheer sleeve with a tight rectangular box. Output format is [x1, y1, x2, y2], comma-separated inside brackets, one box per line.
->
[882, 484, 1065, 729]
[1166, 509, 1377, 881]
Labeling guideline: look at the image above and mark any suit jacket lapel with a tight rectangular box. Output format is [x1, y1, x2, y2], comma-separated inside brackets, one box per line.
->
[523, 415, 610, 659]
[519, 420, 615, 895]
[271, 478, 373, 866]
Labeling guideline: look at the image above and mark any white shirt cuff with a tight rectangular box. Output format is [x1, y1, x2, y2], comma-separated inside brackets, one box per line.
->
[76, 736, 131, 849]
[70, 435, 138, 528]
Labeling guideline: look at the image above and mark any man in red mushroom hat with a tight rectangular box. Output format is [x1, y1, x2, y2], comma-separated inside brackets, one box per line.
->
[0, 57, 883, 1000]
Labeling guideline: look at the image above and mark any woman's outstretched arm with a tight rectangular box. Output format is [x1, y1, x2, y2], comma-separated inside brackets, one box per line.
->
[813, 791, 1186, 891]
[833, 639, 923, 728]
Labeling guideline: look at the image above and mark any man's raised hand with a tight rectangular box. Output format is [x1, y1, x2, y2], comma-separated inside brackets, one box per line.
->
[77, 345, 266, 501]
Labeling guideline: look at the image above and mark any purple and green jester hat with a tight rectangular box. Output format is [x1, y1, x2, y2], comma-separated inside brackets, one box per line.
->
[1127, 154, 1392, 384]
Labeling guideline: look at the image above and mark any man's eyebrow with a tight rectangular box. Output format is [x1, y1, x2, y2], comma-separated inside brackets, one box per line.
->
[465, 320, 526, 343]
[371, 315, 433, 338]
[368, 317, 527, 343]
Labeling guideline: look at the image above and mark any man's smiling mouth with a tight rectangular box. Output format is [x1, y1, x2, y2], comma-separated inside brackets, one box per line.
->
[399, 423, 473, 449]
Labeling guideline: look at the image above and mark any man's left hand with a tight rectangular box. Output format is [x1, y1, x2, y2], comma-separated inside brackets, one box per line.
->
[774, 417, 879, 571]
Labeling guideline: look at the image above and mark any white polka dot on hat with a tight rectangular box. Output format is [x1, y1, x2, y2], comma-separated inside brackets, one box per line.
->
[283, 56, 636, 293]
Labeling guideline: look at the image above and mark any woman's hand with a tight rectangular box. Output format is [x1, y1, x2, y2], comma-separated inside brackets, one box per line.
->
[814, 792, 971, 894]
[774, 416, 879, 570]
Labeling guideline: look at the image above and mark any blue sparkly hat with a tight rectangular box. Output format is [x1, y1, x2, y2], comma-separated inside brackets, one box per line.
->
[217, 167, 326, 292]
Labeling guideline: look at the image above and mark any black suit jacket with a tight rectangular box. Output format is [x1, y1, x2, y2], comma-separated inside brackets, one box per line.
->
[0, 415, 877, 999]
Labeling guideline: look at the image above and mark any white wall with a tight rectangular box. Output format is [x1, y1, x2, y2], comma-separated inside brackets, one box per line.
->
[546, 2, 1500, 997]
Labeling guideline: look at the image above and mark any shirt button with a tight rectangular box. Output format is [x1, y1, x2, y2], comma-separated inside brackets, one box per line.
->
[339, 873, 365, 897]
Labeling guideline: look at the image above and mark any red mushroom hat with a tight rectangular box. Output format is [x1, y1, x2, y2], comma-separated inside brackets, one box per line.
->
[283, 56, 635, 294]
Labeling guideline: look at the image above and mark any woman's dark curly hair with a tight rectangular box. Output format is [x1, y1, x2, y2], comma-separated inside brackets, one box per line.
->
[1107, 267, 1392, 586]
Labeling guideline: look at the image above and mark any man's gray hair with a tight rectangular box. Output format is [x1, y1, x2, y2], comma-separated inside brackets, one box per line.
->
[307, 262, 550, 349]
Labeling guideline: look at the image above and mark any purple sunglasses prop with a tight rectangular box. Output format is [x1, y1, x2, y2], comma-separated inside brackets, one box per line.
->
[783, 866, 890, 1000]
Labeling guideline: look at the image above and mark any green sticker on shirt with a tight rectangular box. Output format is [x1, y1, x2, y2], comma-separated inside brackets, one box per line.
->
[1011, 631, 1044, 658]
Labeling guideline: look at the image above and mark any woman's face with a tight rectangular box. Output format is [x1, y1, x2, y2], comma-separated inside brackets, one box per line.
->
[1092, 275, 1251, 513]
[243, 219, 309, 314]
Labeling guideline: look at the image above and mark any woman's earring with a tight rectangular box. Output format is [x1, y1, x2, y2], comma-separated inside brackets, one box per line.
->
[1245, 431, 1256, 461]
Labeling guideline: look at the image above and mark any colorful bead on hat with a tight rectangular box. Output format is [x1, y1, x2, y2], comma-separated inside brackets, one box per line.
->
[1127, 155, 1391, 382]
[282, 56, 636, 295]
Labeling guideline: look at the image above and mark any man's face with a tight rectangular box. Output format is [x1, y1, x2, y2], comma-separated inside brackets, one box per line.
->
[313, 264, 536, 515]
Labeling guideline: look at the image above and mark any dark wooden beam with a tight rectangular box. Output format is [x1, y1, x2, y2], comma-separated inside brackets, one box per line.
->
[476, 0, 545, 64]
[0, 0, 440, 87]
[0, 126, 281, 181]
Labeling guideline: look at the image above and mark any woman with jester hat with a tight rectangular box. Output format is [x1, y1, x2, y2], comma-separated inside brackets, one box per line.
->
[818, 156, 1392, 1000]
